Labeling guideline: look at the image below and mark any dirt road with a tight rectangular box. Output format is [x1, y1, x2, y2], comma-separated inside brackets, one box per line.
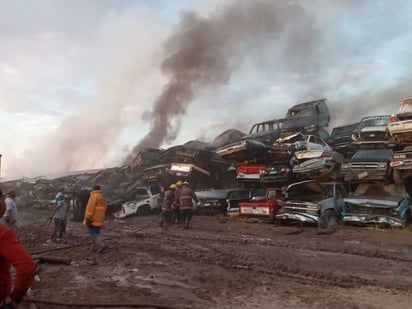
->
[19, 213, 412, 309]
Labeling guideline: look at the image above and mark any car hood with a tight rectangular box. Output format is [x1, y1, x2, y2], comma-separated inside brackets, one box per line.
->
[360, 126, 387, 133]
[344, 196, 401, 208]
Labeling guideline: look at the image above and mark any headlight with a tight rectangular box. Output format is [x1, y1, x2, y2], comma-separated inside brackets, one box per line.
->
[342, 163, 350, 169]
[377, 163, 387, 168]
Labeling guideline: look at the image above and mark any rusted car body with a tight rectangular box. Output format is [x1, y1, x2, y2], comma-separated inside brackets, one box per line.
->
[215, 139, 268, 163]
[388, 97, 412, 145]
[327, 122, 359, 158]
[390, 146, 412, 184]
[341, 149, 393, 183]
[342, 183, 410, 227]
[276, 180, 347, 230]
[351, 115, 393, 146]
[238, 188, 281, 221]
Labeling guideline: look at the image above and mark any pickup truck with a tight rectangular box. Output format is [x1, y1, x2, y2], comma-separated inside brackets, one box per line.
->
[238, 188, 281, 221]
[276, 180, 348, 232]
[113, 184, 162, 219]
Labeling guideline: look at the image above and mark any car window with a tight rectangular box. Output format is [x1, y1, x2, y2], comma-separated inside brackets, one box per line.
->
[359, 116, 389, 129]
[352, 149, 392, 160]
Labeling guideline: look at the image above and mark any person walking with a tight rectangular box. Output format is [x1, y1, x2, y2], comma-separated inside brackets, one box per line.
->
[159, 184, 176, 227]
[173, 180, 183, 224]
[49, 194, 70, 243]
[0, 205, 36, 308]
[1, 190, 18, 230]
[83, 185, 107, 253]
[179, 181, 199, 229]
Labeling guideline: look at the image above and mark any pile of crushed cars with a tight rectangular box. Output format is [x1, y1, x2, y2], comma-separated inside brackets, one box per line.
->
[5, 97, 412, 231]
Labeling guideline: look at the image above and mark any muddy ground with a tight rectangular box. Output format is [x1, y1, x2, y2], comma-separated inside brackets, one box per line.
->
[16, 210, 412, 309]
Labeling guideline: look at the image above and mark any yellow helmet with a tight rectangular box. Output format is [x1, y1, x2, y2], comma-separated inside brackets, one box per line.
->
[183, 181, 189, 185]
[176, 180, 183, 187]
[169, 184, 177, 189]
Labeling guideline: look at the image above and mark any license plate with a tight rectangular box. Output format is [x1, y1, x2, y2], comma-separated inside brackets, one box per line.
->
[358, 171, 368, 178]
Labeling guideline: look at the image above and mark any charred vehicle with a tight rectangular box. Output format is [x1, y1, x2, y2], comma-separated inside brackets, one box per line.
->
[341, 149, 393, 183]
[266, 132, 306, 163]
[213, 129, 246, 148]
[391, 146, 412, 184]
[195, 188, 251, 216]
[216, 138, 268, 163]
[238, 188, 281, 221]
[290, 135, 343, 180]
[131, 148, 162, 168]
[342, 183, 410, 227]
[388, 97, 412, 145]
[276, 180, 348, 231]
[280, 98, 330, 136]
[327, 122, 359, 158]
[351, 115, 393, 147]
[260, 163, 295, 187]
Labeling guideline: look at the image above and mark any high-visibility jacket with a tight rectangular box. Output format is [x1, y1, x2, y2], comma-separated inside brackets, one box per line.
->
[83, 190, 107, 227]
[179, 185, 198, 210]
[0, 226, 36, 303]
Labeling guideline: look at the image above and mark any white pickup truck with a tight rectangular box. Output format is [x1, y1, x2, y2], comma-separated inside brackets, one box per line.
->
[113, 185, 162, 219]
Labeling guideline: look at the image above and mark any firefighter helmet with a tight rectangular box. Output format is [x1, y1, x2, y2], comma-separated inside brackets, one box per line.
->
[169, 184, 177, 189]
[183, 181, 189, 185]
[176, 180, 183, 187]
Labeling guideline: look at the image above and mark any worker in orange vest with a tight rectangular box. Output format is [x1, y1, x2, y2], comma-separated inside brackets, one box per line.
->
[83, 185, 107, 253]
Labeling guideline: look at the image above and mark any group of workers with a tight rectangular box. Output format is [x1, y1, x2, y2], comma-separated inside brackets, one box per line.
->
[159, 180, 199, 229]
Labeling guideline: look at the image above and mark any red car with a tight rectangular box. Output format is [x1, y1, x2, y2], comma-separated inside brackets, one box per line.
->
[238, 188, 280, 221]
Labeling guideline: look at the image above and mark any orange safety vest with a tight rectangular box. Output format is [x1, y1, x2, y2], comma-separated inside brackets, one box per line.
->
[83, 190, 107, 227]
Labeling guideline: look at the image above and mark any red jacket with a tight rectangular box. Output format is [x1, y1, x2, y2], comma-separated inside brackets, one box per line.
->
[0, 226, 36, 303]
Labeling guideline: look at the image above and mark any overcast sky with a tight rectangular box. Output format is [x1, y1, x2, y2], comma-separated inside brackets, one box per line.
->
[0, 0, 411, 179]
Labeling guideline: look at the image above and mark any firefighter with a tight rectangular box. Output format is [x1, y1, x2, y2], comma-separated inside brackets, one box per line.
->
[173, 180, 183, 224]
[179, 181, 199, 229]
[159, 184, 176, 227]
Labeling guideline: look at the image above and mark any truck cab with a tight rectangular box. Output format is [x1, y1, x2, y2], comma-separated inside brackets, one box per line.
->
[238, 188, 281, 221]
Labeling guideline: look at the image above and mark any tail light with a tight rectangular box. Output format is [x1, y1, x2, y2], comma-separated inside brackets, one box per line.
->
[389, 114, 398, 123]
[321, 151, 332, 157]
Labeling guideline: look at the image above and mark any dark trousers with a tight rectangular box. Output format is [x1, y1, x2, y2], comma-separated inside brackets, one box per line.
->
[181, 209, 193, 227]
[159, 210, 173, 226]
[88, 225, 102, 250]
[173, 207, 182, 223]
[51, 218, 65, 241]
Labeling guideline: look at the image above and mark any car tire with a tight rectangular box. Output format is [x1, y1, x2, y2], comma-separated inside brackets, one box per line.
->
[319, 209, 338, 233]
[137, 205, 151, 216]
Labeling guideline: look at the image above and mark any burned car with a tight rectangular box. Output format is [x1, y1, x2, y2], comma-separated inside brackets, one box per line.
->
[276, 180, 348, 231]
[212, 129, 246, 148]
[327, 122, 359, 158]
[266, 132, 307, 163]
[388, 96, 412, 145]
[341, 149, 393, 183]
[342, 183, 410, 227]
[391, 146, 412, 184]
[216, 138, 268, 163]
[290, 135, 343, 180]
[351, 115, 393, 147]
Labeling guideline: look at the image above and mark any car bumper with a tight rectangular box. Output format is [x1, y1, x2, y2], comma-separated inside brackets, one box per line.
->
[276, 212, 319, 224]
[342, 214, 404, 227]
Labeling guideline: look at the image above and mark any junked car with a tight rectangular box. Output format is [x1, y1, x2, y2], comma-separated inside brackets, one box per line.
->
[238, 187, 281, 221]
[388, 97, 412, 145]
[236, 163, 267, 186]
[351, 115, 393, 147]
[342, 183, 410, 228]
[391, 146, 412, 184]
[260, 163, 296, 186]
[276, 180, 348, 232]
[341, 149, 393, 183]
[290, 135, 343, 180]
[327, 122, 359, 158]
[216, 138, 268, 163]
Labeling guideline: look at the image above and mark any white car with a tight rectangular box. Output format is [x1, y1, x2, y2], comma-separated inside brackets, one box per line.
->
[388, 97, 412, 145]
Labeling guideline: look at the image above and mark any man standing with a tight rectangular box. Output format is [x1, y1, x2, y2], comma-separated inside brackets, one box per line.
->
[83, 185, 107, 253]
[159, 184, 176, 227]
[179, 181, 199, 229]
[0, 200, 36, 308]
[1, 190, 17, 230]
[49, 194, 70, 243]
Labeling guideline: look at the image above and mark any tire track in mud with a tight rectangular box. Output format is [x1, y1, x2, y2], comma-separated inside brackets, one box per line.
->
[134, 232, 406, 293]
[134, 232, 412, 292]
[137, 230, 412, 263]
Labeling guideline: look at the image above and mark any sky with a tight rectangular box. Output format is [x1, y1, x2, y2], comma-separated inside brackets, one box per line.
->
[0, 0, 411, 179]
